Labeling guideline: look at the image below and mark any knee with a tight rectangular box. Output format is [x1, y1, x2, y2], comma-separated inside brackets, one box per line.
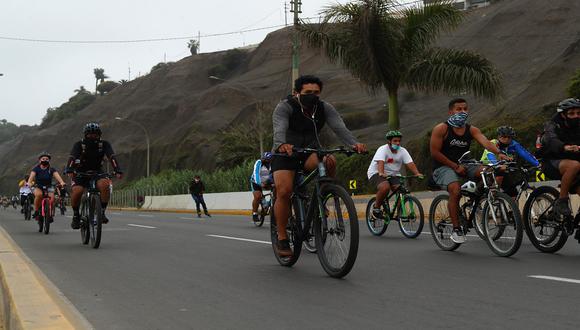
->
[276, 185, 293, 200]
[324, 155, 337, 170]
[447, 183, 461, 197]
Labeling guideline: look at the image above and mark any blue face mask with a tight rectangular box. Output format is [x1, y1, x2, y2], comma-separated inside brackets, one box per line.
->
[447, 112, 469, 128]
[390, 144, 401, 151]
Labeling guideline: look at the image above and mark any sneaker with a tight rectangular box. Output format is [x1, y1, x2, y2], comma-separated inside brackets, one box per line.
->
[275, 239, 293, 257]
[450, 228, 467, 244]
[205, 212, 211, 217]
[252, 213, 259, 222]
[372, 207, 383, 220]
[197, 213, 202, 218]
[554, 198, 572, 219]
[71, 215, 81, 229]
[102, 213, 109, 224]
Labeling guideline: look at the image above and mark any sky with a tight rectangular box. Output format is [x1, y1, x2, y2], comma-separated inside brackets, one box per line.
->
[0, 0, 417, 126]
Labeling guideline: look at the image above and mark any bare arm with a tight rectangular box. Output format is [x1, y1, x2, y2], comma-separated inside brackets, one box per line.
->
[53, 171, 66, 186]
[377, 160, 386, 176]
[471, 126, 501, 154]
[27, 171, 36, 187]
[405, 162, 422, 176]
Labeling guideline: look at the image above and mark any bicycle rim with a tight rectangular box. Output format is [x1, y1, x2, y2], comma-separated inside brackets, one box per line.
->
[303, 225, 317, 253]
[315, 184, 359, 278]
[398, 195, 424, 238]
[429, 195, 460, 251]
[482, 192, 523, 257]
[365, 197, 388, 236]
[523, 186, 567, 253]
[254, 205, 265, 227]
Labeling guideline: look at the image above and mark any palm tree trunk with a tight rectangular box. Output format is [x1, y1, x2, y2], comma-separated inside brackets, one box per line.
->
[387, 89, 400, 130]
[95, 79, 98, 96]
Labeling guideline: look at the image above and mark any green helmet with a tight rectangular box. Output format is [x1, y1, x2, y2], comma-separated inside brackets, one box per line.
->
[385, 130, 402, 140]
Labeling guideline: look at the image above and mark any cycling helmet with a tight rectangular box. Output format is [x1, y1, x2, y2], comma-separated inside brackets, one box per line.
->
[461, 181, 477, 194]
[556, 98, 580, 113]
[385, 130, 402, 140]
[496, 126, 516, 138]
[261, 152, 272, 161]
[83, 122, 102, 136]
[37, 151, 51, 160]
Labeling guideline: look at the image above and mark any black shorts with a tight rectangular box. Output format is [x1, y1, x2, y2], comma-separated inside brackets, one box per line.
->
[368, 174, 401, 189]
[271, 153, 312, 172]
[543, 159, 562, 180]
[251, 182, 262, 192]
[72, 172, 106, 188]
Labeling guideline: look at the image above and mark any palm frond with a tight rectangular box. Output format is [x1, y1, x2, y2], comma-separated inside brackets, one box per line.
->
[406, 48, 503, 100]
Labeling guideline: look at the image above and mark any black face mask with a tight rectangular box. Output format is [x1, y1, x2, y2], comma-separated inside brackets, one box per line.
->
[299, 94, 319, 110]
[498, 142, 509, 149]
[40, 160, 50, 166]
[566, 117, 580, 129]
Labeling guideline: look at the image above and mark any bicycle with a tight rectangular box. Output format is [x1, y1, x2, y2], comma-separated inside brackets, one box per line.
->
[76, 171, 113, 249]
[253, 190, 272, 227]
[270, 147, 361, 278]
[428, 152, 524, 257]
[522, 178, 580, 253]
[36, 186, 54, 234]
[365, 175, 425, 238]
[23, 194, 33, 221]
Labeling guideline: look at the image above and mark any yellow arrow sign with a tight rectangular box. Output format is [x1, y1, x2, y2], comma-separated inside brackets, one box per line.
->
[536, 171, 545, 182]
[349, 180, 357, 190]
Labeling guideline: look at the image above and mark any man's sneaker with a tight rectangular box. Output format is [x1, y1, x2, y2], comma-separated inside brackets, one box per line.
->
[252, 213, 259, 222]
[450, 228, 467, 244]
[71, 215, 81, 229]
[205, 212, 211, 217]
[554, 198, 572, 219]
[102, 213, 109, 224]
[275, 239, 293, 257]
[372, 207, 383, 220]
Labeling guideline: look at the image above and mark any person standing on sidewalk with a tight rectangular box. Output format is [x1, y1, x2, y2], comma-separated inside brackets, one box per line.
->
[189, 175, 211, 218]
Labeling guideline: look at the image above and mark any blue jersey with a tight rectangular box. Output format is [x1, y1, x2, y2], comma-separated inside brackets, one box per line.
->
[250, 160, 272, 185]
[481, 139, 539, 166]
[32, 165, 56, 188]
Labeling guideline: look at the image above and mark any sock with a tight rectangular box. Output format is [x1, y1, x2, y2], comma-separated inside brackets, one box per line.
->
[73, 207, 80, 215]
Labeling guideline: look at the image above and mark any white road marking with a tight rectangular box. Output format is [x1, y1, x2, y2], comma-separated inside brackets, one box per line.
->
[128, 224, 157, 229]
[65, 215, 72, 218]
[207, 234, 270, 245]
[528, 275, 580, 284]
[111, 212, 122, 215]
[138, 214, 154, 218]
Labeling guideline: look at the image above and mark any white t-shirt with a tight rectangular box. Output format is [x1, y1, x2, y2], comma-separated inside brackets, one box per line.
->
[367, 144, 413, 179]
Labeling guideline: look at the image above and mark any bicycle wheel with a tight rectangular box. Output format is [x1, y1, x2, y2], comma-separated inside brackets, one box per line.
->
[365, 197, 388, 236]
[43, 200, 50, 235]
[482, 191, 523, 257]
[80, 196, 90, 245]
[89, 194, 103, 249]
[24, 201, 32, 220]
[522, 186, 567, 253]
[270, 195, 302, 267]
[429, 194, 460, 251]
[303, 224, 317, 253]
[254, 205, 265, 227]
[315, 184, 359, 278]
[471, 197, 487, 240]
[397, 195, 424, 238]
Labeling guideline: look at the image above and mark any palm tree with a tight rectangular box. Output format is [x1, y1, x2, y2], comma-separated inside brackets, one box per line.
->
[299, 0, 502, 129]
[74, 86, 88, 94]
[93, 68, 108, 95]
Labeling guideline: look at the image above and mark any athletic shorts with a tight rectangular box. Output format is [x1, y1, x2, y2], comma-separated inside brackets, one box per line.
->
[432, 165, 480, 188]
[368, 174, 401, 189]
[271, 153, 312, 172]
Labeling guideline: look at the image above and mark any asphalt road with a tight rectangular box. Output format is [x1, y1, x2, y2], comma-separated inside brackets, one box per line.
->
[1, 206, 580, 329]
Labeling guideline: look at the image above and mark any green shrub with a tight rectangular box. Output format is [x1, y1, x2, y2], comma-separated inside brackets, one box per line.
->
[567, 69, 580, 98]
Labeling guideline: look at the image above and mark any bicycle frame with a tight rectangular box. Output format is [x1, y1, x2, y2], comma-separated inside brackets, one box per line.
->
[379, 178, 417, 221]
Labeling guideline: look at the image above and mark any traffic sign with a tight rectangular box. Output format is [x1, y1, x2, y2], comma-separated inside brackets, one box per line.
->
[349, 180, 357, 190]
[536, 171, 545, 182]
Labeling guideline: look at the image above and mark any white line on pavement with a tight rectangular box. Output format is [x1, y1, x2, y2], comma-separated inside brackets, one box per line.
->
[128, 224, 157, 229]
[528, 275, 580, 284]
[138, 214, 154, 218]
[207, 234, 270, 245]
[111, 212, 122, 215]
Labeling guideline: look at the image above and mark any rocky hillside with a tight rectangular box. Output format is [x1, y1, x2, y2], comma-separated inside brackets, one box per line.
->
[1, 0, 579, 193]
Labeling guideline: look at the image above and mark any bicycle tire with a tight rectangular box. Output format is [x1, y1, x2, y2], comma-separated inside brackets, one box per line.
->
[24, 200, 32, 220]
[482, 191, 523, 257]
[522, 186, 567, 253]
[429, 194, 460, 251]
[472, 197, 487, 240]
[254, 205, 266, 227]
[81, 196, 90, 245]
[37, 213, 44, 233]
[365, 197, 388, 236]
[89, 194, 103, 249]
[397, 195, 424, 238]
[43, 199, 51, 235]
[303, 225, 317, 253]
[270, 194, 302, 267]
[315, 184, 359, 278]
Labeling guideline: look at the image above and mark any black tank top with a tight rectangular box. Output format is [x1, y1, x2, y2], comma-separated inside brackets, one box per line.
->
[433, 123, 473, 169]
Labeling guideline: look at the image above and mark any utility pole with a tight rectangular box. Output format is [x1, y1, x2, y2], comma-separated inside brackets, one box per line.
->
[198, 31, 201, 53]
[284, 2, 289, 26]
[290, 0, 302, 90]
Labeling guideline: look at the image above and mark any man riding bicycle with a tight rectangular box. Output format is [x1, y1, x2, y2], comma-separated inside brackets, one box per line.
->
[540, 98, 580, 229]
[27, 152, 67, 221]
[66, 123, 123, 229]
[250, 152, 273, 222]
[481, 126, 539, 197]
[430, 98, 510, 244]
[19, 175, 33, 213]
[367, 130, 423, 219]
[271, 75, 367, 257]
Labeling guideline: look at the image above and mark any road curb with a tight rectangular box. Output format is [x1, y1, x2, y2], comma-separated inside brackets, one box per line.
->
[0, 225, 93, 329]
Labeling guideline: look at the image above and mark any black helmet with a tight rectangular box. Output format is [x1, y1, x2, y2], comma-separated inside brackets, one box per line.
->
[496, 126, 516, 138]
[557, 98, 580, 113]
[83, 122, 102, 136]
[38, 151, 51, 160]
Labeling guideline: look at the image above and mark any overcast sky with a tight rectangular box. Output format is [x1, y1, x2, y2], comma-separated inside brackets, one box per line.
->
[0, 0, 417, 126]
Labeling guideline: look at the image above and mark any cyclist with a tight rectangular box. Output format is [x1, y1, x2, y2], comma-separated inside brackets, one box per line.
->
[250, 152, 273, 222]
[540, 98, 580, 225]
[27, 152, 67, 221]
[66, 123, 122, 229]
[271, 75, 367, 257]
[19, 175, 33, 213]
[430, 98, 509, 244]
[55, 184, 68, 212]
[367, 130, 423, 219]
[481, 126, 539, 196]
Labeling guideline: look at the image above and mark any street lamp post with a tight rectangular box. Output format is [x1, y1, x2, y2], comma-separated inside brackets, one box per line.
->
[115, 117, 150, 177]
